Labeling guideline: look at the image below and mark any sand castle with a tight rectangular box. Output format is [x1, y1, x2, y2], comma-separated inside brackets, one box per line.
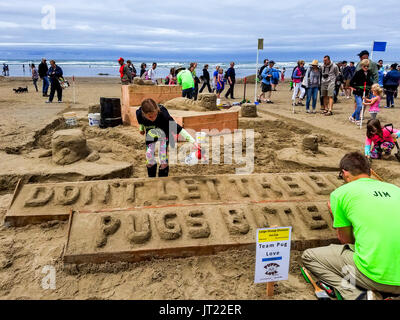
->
[163, 93, 218, 112]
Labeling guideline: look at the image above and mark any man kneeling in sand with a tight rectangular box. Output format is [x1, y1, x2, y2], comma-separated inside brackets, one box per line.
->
[302, 152, 400, 300]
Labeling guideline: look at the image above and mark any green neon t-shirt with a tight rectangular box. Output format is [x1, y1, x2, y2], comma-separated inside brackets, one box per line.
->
[330, 178, 400, 285]
[177, 69, 194, 91]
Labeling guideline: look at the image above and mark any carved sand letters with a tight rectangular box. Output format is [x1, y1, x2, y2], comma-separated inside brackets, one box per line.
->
[56, 186, 80, 205]
[126, 213, 151, 244]
[220, 208, 250, 235]
[185, 210, 210, 239]
[96, 215, 121, 248]
[179, 179, 201, 200]
[24, 186, 54, 207]
[298, 205, 329, 230]
[155, 212, 182, 240]
[228, 177, 250, 198]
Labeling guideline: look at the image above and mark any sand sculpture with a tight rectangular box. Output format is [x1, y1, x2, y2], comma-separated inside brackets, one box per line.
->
[51, 129, 99, 165]
[133, 77, 155, 86]
[240, 103, 258, 117]
[163, 93, 218, 112]
[277, 135, 344, 170]
[5, 172, 343, 263]
[302, 135, 319, 152]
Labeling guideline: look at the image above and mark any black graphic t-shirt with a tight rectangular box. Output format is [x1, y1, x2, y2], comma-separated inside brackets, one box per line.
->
[136, 105, 183, 147]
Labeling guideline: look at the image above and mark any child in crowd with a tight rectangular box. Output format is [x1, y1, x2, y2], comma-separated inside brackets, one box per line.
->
[136, 98, 199, 177]
[216, 68, 225, 98]
[165, 68, 177, 85]
[363, 84, 383, 120]
[365, 119, 400, 159]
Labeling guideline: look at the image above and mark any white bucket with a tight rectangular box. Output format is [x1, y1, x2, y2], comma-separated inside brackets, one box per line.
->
[88, 113, 101, 127]
[216, 98, 221, 105]
[63, 112, 77, 126]
[184, 152, 198, 166]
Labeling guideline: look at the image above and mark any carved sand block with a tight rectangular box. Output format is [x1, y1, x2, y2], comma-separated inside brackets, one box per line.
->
[5, 173, 343, 226]
[240, 103, 258, 118]
[163, 93, 218, 112]
[52, 129, 90, 165]
[63, 201, 337, 264]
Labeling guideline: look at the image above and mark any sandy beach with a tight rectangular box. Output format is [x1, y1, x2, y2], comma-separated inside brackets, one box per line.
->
[0, 75, 399, 300]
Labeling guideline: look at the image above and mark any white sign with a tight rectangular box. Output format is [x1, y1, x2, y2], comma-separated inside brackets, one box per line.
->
[254, 227, 292, 283]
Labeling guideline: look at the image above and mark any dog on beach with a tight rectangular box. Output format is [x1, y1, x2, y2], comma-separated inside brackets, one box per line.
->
[13, 86, 28, 93]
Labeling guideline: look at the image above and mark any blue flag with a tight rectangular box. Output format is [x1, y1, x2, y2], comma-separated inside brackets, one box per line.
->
[373, 41, 387, 52]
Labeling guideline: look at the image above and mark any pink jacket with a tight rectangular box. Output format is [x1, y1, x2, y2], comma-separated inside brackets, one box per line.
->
[369, 96, 381, 113]
[365, 127, 398, 147]
[293, 68, 302, 84]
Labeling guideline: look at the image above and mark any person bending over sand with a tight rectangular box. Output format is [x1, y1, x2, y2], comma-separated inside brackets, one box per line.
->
[302, 152, 400, 300]
[136, 98, 199, 178]
[364, 119, 400, 160]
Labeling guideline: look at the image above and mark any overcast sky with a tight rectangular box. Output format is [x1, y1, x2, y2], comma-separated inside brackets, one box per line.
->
[0, 0, 398, 61]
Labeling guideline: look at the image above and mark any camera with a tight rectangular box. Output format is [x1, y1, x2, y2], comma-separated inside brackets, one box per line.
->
[322, 74, 329, 79]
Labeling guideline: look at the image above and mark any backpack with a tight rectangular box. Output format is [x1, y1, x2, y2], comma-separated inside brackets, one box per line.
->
[272, 70, 280, 81]
[291, 67, 298, 80]
[258, 65, 266, 81]
[165, 76, 170, 85]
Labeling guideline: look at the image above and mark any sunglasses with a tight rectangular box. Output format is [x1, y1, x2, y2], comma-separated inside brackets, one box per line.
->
[362, 65, 369, 69]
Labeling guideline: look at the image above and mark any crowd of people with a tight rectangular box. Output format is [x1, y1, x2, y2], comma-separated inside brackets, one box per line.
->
[117, 50, 399, 118]
[255, 50, 400, 121]
[118, 58, 241, 102]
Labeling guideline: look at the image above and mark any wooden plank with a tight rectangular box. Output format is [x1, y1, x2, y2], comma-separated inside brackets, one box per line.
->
[122, 85, 182, 107]
[7, 178, 23, 210]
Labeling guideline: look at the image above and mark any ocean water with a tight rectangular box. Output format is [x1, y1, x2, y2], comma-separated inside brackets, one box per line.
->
[1, 59, 396, 79]
[0, 60, 300, 79]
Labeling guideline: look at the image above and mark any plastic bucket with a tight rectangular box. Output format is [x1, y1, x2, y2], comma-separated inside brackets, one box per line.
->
[63, 112, 77, 126]
[88, 113, 101, 127]
[184, 152, 198, 166]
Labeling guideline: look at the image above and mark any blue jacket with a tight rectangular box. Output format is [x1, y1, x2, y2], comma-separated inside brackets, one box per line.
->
[261, 67, 273, 85]
[343, 66, 355, 80]
[47, 65, 63, 82]
[383, 70, 400, 87]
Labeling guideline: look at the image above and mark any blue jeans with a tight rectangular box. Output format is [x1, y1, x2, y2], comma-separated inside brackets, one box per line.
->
[306, 87, 319, 110]
[42, 76, 49, 95]
[385, 86, 397, 107]
[182, 88, 194, 99]
[352, 95, 364, 120]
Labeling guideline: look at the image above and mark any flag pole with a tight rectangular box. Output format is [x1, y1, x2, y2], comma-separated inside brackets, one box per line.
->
[73, 75, 76, 104]
[370, 41, 374, 62]
[255, 38, 264, 103]
[255, 45, 259, 103]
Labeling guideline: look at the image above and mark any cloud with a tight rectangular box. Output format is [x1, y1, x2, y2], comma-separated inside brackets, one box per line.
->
[0, 21, 21, 28]
[73, 25, 94, 31]
[0, 0, 398, 60]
